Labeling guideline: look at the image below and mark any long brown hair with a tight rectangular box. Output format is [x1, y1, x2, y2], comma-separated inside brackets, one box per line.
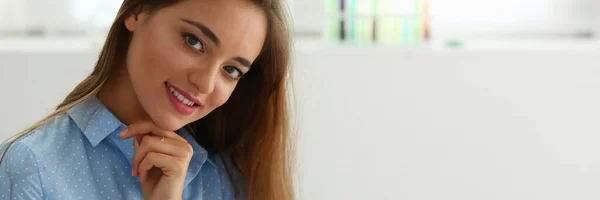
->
[0, 0, 296, 199]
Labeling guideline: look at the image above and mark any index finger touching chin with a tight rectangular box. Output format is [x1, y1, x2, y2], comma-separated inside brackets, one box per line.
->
[119, 121, 184, 142]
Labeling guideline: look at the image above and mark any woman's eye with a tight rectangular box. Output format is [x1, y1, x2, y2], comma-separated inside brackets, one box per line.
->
[183, 34, 204, 51]
[223, 66, 243, 80]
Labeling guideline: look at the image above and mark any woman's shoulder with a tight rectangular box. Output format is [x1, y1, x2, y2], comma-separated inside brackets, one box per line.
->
[0, 137, 41, 176]
[1, 112, 78, 163]
[0, 114, 73, 198]
[18, 113, 74, 143]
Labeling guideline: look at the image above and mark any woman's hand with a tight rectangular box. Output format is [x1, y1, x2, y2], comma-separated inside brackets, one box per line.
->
[119, 122, 194, 200]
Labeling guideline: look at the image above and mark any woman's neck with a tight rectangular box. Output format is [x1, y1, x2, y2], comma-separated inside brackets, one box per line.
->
[97, 66, 150, 125]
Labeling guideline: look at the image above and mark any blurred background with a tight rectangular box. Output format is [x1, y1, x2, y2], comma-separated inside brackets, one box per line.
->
[2, 0, 600, 199]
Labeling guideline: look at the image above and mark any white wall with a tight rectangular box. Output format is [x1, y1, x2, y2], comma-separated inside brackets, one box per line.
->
[293, 45, 600, 200]
[3, 40, 600, 199]
[0, 49, 95, 137]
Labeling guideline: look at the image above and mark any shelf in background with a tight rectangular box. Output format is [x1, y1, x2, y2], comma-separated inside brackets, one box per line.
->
[0, 36, 104, 53]
[294, 37, 600, 52]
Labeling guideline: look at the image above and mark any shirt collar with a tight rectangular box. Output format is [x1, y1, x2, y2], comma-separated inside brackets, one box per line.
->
[67, 96, 213, 186]
[67, 96, 122, 146]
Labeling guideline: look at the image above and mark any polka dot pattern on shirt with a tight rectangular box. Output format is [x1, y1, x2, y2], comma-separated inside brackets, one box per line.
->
[0, 96, 243, 200]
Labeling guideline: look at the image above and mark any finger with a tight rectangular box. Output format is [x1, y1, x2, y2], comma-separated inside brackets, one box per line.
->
[133, 137, 139, 152]
[132, 136, 140, 176]
[119, 121, 185, 142]
[138, 152, 185, 182]
[119, 121, 153, 139]
[132, 136, 192, 177]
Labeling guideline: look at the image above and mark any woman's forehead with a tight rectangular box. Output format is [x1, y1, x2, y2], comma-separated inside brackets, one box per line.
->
[162, 0, 267, 59]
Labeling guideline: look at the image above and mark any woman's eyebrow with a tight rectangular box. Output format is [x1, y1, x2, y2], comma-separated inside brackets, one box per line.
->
[181, 18, 220, 46]
[234, 57, 252, 68]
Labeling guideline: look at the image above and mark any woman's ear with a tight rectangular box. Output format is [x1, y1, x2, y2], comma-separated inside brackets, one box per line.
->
[124, 6, 151, 32]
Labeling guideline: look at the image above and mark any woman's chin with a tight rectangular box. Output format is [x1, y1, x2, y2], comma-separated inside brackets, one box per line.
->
[150, 114, 188, 131]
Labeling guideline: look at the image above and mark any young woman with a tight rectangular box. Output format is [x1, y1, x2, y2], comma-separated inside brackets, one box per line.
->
[0, 0, 295, 199]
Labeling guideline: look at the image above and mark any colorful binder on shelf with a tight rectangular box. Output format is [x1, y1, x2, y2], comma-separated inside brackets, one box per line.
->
[325, 0, 430, 45]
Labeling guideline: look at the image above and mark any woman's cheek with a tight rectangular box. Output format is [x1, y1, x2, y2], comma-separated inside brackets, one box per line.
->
[213, 85, 234, 108]
[148, 47, 185, 76]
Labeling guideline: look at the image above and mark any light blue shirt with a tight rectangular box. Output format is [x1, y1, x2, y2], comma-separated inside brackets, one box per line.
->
[0, 96, 243, 200]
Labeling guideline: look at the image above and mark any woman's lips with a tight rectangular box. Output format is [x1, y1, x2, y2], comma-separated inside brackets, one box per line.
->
[165, 82, 199, 115]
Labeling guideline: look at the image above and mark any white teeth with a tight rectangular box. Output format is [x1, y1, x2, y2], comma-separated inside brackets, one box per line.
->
[168, 84, 195, 107]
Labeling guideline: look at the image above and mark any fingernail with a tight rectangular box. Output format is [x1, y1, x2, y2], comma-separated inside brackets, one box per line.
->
[119, 128, 128, 138]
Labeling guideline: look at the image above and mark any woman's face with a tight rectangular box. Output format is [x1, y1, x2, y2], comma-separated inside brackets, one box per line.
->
[124, 0, 267, 130]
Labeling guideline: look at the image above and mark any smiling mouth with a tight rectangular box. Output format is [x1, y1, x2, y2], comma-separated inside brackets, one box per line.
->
[165, 82, 198, 107]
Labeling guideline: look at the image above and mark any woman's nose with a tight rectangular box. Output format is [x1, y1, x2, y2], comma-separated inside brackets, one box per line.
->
[188, 64, 219, 95]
